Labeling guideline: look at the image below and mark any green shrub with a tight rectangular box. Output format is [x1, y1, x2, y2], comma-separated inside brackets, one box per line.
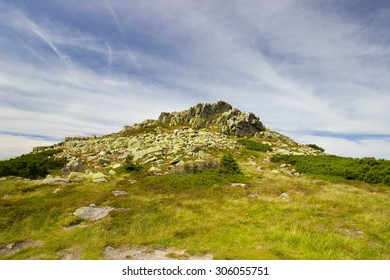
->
[121, 154, 143, 172]
[307, 144, 325, 152]
[219, 154, 242, 175]
[237, 139, 272, 152]
[363, 170, 383, 184]
[271, 154, 390, 186]
[0, 149, 67, 179]
[383, 175, 390, 186]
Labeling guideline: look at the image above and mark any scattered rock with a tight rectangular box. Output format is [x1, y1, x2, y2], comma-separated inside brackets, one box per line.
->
[129, 179, 137, 184]
[103, 245, 213, 260]
[108, 170, 116, 176]
[230, 183, 248, 188]
[65, 158, 83, 172]
[148, 166, 161, 173]
[0, 240, 44, 257]
[112, 190, 128, 196]
[90, 172, 107, 183]
[280, 192, 289, 200]
[68, 172, 88, 181]
[271, 170, 280, 174]
[111, 163, 122, 169]
[41, 176, 70, 185]
[73, 206, 114, 221]
[53, 188, 61, 194]
[58, 246, 82, 260]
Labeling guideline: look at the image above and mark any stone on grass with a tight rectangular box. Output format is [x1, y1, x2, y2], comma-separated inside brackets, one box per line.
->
[148, 166, 161, 173]
[90, 172, 107, 183]
[231, 183, 248, 188]
[112, 190, 128, 196]
[108, 170, 116, 176]
[68, 172, 88, 181]
[73, 206, 114, 221]
[41, 176, 70, 185]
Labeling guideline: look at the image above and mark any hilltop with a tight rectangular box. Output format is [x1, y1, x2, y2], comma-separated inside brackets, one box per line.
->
[31, 101, 323, 180]
[0, 101, 389, 260]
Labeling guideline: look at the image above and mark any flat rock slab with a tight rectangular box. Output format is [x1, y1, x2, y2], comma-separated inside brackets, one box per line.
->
[0, 240, 44, 257]
[103, 246, 213, 260]
[73, 206, 114, 221]
[112, 190, 128, 196]
[41, 177, 70, 185]
[58, 246, 82, 260]
[231, 183, 248, 187]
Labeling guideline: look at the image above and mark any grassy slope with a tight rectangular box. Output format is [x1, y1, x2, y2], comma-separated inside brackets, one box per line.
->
[0, 149, 389, 260]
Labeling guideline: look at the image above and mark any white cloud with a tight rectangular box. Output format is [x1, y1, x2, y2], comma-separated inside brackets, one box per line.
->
[0, 1, 389, 159]
[0, 134, 57, 160]
[295, 134, 390, 160]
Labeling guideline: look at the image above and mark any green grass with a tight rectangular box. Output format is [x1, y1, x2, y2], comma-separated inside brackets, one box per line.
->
[1, 162, 389, 259]
[237, 139, 272, 152]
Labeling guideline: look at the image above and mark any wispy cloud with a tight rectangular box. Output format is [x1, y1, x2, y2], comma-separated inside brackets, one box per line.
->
[105, 42, 112, 69]
[103, 0, 123, 33]
[0, 0, 389, 159]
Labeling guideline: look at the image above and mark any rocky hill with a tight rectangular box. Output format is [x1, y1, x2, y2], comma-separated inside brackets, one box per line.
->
[1, 101, 389, 261]
[29, 101, 323, 183]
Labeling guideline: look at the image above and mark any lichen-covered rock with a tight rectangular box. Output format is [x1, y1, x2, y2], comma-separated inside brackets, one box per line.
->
[122, 101, 265, 137]
[73, 206, 114, 221]
[68, 172, 88, 181]
[89, 172, 107, 183]
[41, 175, 70, 185]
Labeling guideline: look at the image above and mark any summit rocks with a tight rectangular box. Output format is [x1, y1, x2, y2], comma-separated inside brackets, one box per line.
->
[122, 101, 266, 137]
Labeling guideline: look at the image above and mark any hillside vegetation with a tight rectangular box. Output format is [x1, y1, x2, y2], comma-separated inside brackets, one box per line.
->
[0, 150, 67, 179]
[271, 155, 390, 186]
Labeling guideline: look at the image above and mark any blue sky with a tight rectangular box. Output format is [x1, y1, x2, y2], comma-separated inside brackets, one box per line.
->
[0, 0, 389, 159]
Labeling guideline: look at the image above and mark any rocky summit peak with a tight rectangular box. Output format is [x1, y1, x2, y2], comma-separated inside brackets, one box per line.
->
[123, 101, 265, 137]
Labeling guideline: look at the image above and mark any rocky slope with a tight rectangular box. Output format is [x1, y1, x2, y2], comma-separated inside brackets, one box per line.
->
[30, 101, 323, 183]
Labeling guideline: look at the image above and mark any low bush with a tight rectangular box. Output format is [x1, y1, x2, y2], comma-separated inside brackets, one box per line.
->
[237, 139, 272, 152]
[120, 155, 143, 172]
[307, 144, 325, 152]
[271, 155, 390, 186]
[0, 149, 67, 179]
[219, 154, 242, 175]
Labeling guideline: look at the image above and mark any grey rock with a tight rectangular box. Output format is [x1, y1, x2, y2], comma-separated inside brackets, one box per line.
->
[65, 158, 83, 172]
[90, 172, 107, 183]
[73, 206, 114, 221]
[176, 160, 185, 166]
[108, 170, 116, 175]
[231, 183, 248, 187]
[111, 163, 122, 169]
[148, 166, 161, 173]
[112, 190, 128, 196]
[68, 172, 88, 181]
[41, 176, 70, 185]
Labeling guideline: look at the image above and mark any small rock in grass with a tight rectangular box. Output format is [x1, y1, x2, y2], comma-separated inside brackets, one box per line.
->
[73, 206, 114, 221]
[108, 170, 116, 176]
[112, 190, 128, 196]
[231, 183, 248, 188]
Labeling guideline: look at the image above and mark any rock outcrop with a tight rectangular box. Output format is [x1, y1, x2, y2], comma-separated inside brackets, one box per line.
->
[122, 101, 266, 137]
